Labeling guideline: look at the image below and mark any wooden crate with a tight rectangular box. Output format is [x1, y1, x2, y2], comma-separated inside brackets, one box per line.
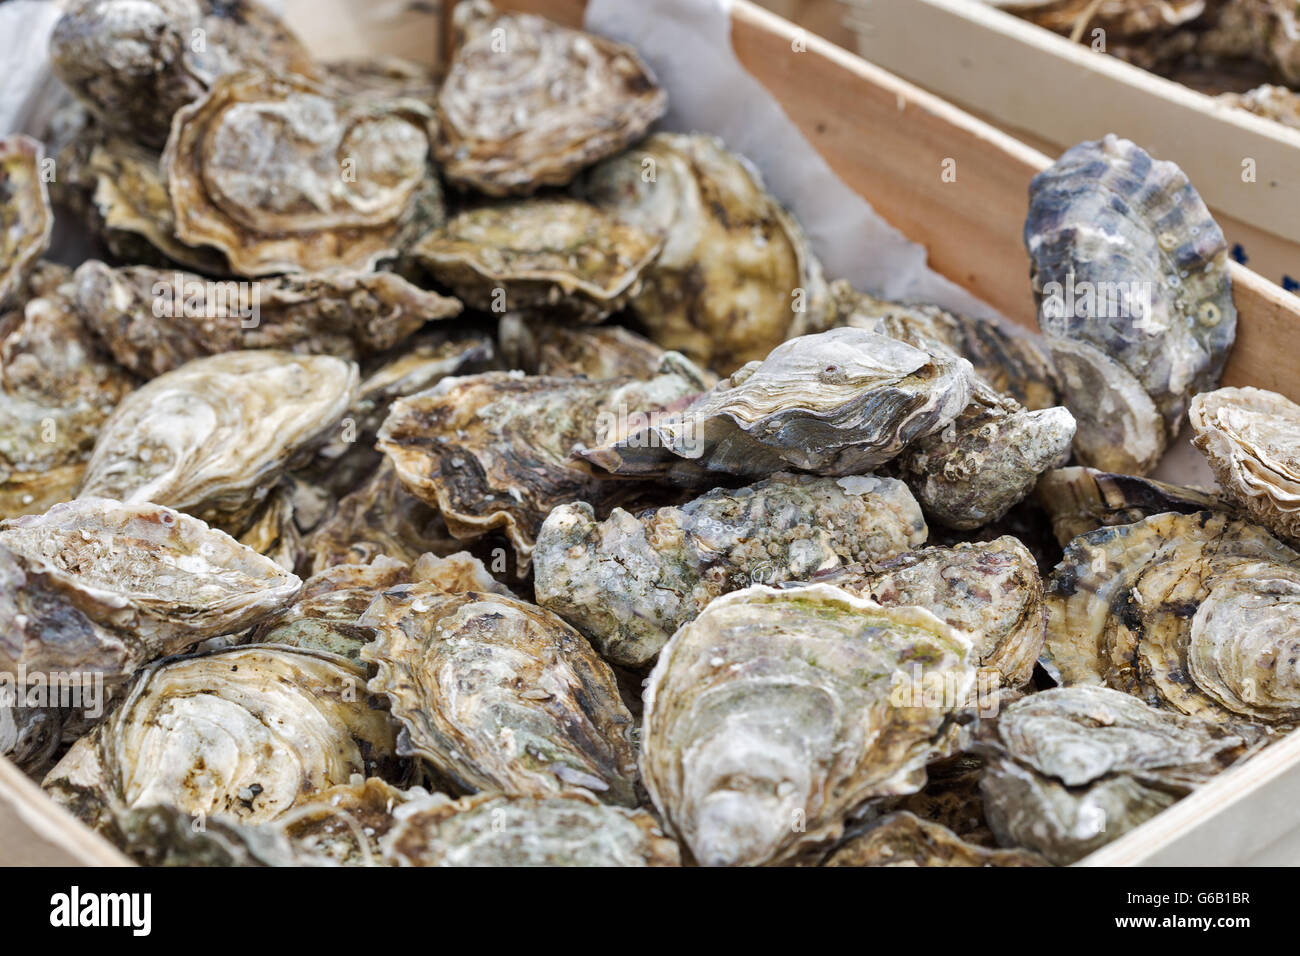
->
[5, 0, 1300, 867]
[843, 0, 1300, 291]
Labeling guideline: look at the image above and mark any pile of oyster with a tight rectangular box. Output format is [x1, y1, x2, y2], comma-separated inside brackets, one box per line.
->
[0, 0, 1291, 867]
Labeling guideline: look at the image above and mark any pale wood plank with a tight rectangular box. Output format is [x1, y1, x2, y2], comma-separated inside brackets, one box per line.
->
[0, 758, 131, 866]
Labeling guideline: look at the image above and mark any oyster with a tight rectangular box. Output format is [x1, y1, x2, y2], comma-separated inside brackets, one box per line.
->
[320, 57, 438, 104]
[829, 536, 1046, 688]
[377, 365, 707, 566]
[49, 0, 318, 149]
[361, 586, 638, 805]
[822, 811, 1048, 867]
[1025, 135, 1235, 474]
[0, 498, 300, 682]
[1218, 84, 1300, 130]
[435, 0, 667, 195]
[0, 703, 63, 778]
[272, 777, 419, 866]
[73, 261, 462, 379]
[534, 473, 928, 669]
[1035, 465, 1227, 546]
[1190, 386, 1300, 546]
[1044, 510, 1300, 724]
[986, 0, 1206, 38]
[382, 790, 680, 866]
[641, 584, 975, 866]
[979, 685, 1248, 864]
[43, 645, 397, 836]
[580, 132, 831, 371]
[581, 328, 973, 481]
[895, 382, 1076, 529]
[0, 137, 53, 311]
[830, 280, 1061, 410]
[79, 350, 358, 535]
[497, 314, 687, 381]
[163, 72, 443, 275]
[112, 802, 330, 868]
[412, 198, 661, 322]
[237, 483, 302, 572]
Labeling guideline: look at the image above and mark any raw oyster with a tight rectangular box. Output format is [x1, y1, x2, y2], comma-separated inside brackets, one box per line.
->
[1025, 135, 1235, 474]
[534, 473, 928, 669]
[581, 328, 973, 481]
[0, 498, 300, 682]
[830, 280, 1061, 410]
[361, 587, 638, 805]
[381, 790, 679, 867]
[43, 645, 397, 836]
[79, 350, 359, 535]
[49, 0, 318, 149]
[829, 536, 1046, 688]
[73, 261, 462, 379]
[435, 0, 667, 195]
[1190, 386, 1300, 545]
[822, 811, 1048, 867]
[163, 72, 443, 275]
[641, 584, 975, 866]
[498, 313, 685, 380]
[1044, 510, 1300, 724]
[272, 777, 419, 866]
[0, 264, 137, 520]
[895, 382, 1076, 529]
[580, 132, 830, 371]
[979, 685, 1248, 864]
[412, 198, 661, 322]
[1035, 465, 1227, 546]
[0, 137, 53, 310]
[377, 365, 707, 566]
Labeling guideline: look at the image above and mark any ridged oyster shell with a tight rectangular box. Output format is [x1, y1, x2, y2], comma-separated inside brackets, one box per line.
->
[979, 685, 1248, 864]
[1025, 134, 1235, 474]
[79, 350, 358, 534]
[377, 365, 708, 566]
[382, 790, 680, 866]
[163, 72, 443, 275]
[0, 498, 300, 682]
[534, 473, 928, 669]
[498, 314, 686, 381]
[361, 587, 638, 805]
[49, 0, 318, 149]
[1045, 510, 1300, 724]
[641, 584, 975, 866]
[0, 703, 64, 778]
[73, 261, 462, 378]
[413, 198, 661, 322]
[1190, 386, 1300, 546]
[43, 645, 397, 836]
[822, 811, 1048, 867]
[581, 328, 973, 481]
[111, 802, 332, 867]
[580, 132, 830, 371]
[272, 777, 420, 866]
[435, 0, 666, 196]
[0, 137, 53, 311]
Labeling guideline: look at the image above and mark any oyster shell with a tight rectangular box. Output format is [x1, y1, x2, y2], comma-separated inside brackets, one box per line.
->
[320, 57, 438, 104]
[435, 0, 667, 196]
[580, 132, 831, 371]
[641, 584, 975, 866]
[534, 473, 928, 669]
[163, 72, 443, 275]
[272, 777, 419, 866]
[1044, 510, 1300, 724]
[1025, 134, 1235, 473]
[413, 198, 661, 322]
[0, 137, 53, 311]
[1218, 84, 1300, 130]
[830, 280, 1061, 410]
[43, 645, 397, 836]
[581, 328, 973, 481]
[0, 498, 300, 683]
[896, 382, 1076, 529]
[236, 483, 303, 572]
[112, 802, 331, 867]
[49, 0, 318, 149]
[987, 0, 1206, 38]
[979, 685, 1248, 864]
[1190, 386, 1300, 546]
[822, 811, 1048, 867]
[497, 313, 687, 381]
[0, 703, 63, 778]
[830, 536, 1046, 688]
[1035, 465, 1227, 546]
[381, 790, 680, 866]
[79, 350, 359, 535]
[73, 261, 461, 379]
[361, 586, 638, 805]
[377, 366, 707, 566]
